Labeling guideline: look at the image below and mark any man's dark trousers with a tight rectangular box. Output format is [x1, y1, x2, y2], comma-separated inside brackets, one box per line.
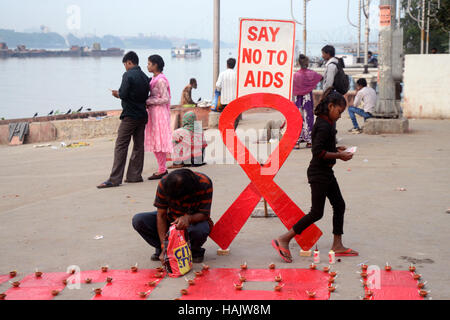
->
[132, 211, 210, 259]
[109, 117, 147, 184]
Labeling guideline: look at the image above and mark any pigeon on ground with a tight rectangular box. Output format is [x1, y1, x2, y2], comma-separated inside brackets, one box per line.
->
[65, 109, 72, 114]
[33, 112, 38, 118]
[76, 107, 83, 112]
[86, 108, 92, 112]
[48, 110, 54, 115]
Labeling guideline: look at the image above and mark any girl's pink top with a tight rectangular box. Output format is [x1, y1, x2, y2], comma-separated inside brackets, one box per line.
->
[144, 73, 173, 153]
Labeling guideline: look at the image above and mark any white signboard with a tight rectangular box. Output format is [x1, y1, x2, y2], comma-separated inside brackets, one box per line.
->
[237, 18, 296, 100]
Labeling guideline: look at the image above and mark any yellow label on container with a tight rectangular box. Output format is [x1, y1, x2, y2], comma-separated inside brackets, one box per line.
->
[173, 243, 192, 275]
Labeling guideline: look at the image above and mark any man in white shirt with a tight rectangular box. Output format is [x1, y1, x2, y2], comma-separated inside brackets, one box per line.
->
[348, 78, 377, 134]
[216, 58, 240, 128]
[321, 45, 339, 91]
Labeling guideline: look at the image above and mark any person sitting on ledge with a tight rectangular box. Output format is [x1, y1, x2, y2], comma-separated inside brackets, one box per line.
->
[347, 78, 377, 134]
[180, 78, 197, 106]
[132, 169, 214, 263]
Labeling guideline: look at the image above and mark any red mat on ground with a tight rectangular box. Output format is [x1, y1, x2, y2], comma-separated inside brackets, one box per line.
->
[178, 268, 331, 300]
[364, 270, 425, 300]
[2, 269, 165, 300]
[3, 272, 69, 300]
[80, 269, 165, 300]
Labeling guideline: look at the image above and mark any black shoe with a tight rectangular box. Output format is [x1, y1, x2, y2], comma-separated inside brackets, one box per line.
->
[151, 249, 162, 261]
[192, 255, 204, 263]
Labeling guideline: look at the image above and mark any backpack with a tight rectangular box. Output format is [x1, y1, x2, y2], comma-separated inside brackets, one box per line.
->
[330, 58, 349, 95]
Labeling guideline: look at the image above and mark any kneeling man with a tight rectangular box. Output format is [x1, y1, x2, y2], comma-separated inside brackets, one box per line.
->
[132, 169, 213, 263]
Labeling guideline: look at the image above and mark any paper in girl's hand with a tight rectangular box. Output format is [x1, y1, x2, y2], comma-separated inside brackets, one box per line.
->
[345, 146, 357, 153]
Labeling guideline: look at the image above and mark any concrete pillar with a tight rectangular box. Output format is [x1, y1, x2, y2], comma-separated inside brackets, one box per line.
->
[365, 0, 408, 134]
[373, 0, 399, 118]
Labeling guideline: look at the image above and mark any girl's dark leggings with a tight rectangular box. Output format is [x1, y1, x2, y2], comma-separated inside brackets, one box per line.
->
[293, 177, 345, 235]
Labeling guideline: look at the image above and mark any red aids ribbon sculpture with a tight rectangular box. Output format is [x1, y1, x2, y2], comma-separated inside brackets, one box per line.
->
[209, 93, 323, 251]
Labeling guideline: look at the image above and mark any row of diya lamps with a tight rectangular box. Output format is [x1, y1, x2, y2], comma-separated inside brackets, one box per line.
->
[178, 262, 338, 298]
[0, 263, 167, 300]
[358, 263, 430, 300]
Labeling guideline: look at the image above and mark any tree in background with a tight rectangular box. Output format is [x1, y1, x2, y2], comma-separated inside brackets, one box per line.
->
[401, 0, 449, 54]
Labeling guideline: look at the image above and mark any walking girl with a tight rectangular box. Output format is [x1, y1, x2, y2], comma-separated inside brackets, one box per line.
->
[272, 88, 359, 262]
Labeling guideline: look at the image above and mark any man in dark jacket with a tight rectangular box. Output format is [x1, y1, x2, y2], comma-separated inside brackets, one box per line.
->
[98, 51, 150, 188]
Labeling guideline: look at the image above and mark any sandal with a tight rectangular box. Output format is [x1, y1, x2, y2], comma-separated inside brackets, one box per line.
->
[97, 180, 120, 189]
[148, 170, 168, 180]
[271, 239, 292, 263]
[167, 164, 185, 169]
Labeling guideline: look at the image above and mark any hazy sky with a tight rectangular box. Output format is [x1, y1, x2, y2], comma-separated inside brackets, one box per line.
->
[0, 0, 381, 44]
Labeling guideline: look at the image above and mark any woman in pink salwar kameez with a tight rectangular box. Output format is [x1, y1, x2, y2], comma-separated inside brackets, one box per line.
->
[145, 55, 173, 180]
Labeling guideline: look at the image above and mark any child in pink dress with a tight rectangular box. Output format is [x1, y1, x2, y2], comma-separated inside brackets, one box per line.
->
[145, 55, 173, 180]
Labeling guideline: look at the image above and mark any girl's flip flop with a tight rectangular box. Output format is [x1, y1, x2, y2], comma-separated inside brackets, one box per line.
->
[335, 248, 359, 257]
[271, 239, 292, 263]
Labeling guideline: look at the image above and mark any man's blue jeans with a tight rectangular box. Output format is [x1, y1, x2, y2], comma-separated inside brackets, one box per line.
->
[132, 211, 210, 258]
[348, 106, 372, 129]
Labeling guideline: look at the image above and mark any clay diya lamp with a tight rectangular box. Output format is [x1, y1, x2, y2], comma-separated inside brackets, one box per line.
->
[131, 263, 138, 273]
[329, 271, 337, 277]
[11, 281, 20, 288]
[35, 270, 43, 278]
[51, 290, 60, 297]
[360, 272, 368, 279]
[202, 264, 209, 271]
[0, 293, 6, 300]
[154, 272, 164, 278]
[240, 262, 248, 270]
[365, 290, 373, 297]
[194, 271, 203, 277]
[274, 274, 282, 282]
[139, 292, 148, 298]
[419, 290, 429, 297]
[362, 295, 371, 300]
[274, 284, 284, 292]
[361, 264, 368, 271]
[268, 263, 276, 270]
[323, 266, 330, 273]
[85, 278, 92, 284]
[69, 269, 76, 274]
[62, 279, 68, 285]
[101, 266, 108, 273]
[155, 266, 164, 272]
[417, 281, 427, 289]
[106, 277, 113, 284]
[148, 280, 157, 287]
[385, 262, 392, 271]
[239, 275, 246, 283]
[234, 283, 243, 291]
[184, 277, 195, 286]
[328, 285, 336, 293]
[328, 277, 335, 284]
[360, 279, 368, 287]
[306, 291, 316, 298]
[409, 264, 416, 272]
[180, 289, 188, 295]
[309, 263, 317, 270]
[9, 271, 17, 278]
[93, 288, 102, 295]
[413, 273, 421, 280]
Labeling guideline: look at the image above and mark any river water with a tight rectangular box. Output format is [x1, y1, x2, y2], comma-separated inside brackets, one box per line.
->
[0, 48, 240, 119]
